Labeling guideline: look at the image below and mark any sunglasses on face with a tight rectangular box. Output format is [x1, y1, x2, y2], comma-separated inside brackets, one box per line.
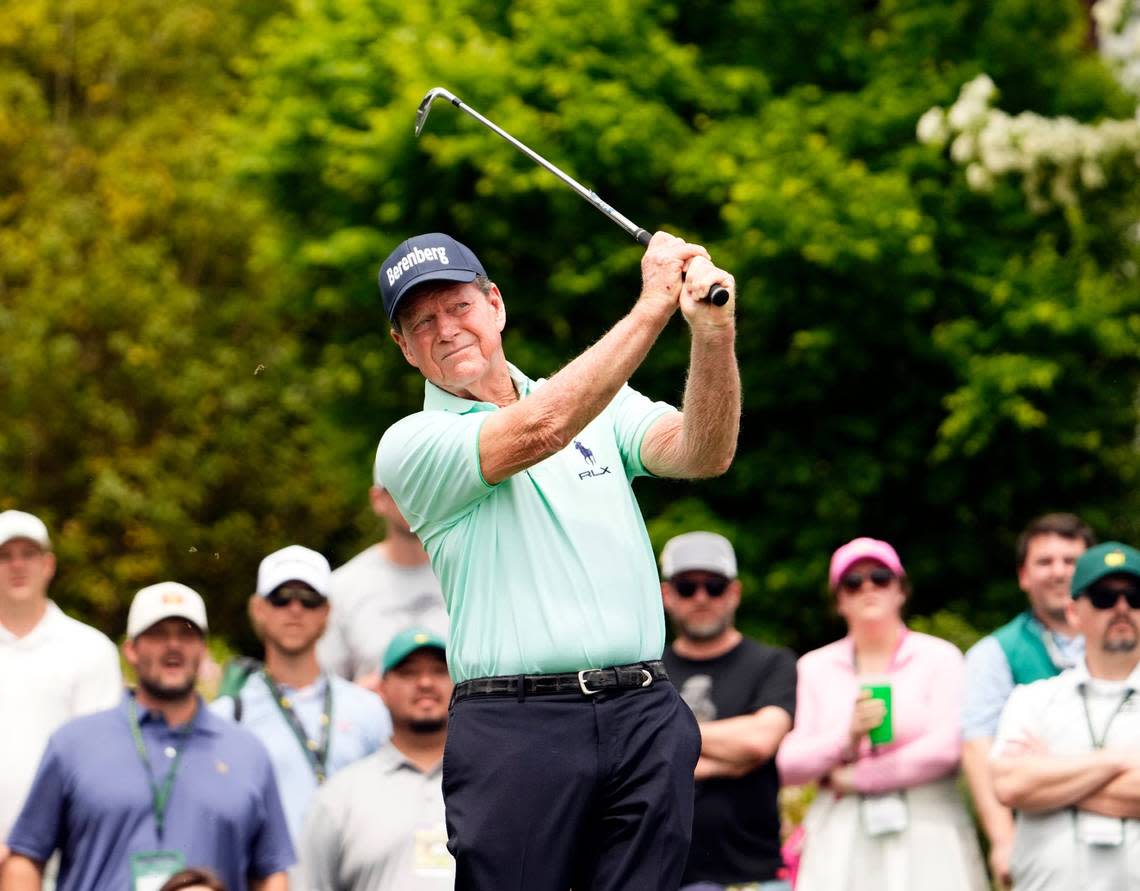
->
[265, 586, 327, 609]
[671, 578, 730, 599]
[1084, 584, 1140, 610]
[838, 567, 896, 593]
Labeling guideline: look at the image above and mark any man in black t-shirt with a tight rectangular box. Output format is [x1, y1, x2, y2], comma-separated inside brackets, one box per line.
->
[660, 531, 797, 891]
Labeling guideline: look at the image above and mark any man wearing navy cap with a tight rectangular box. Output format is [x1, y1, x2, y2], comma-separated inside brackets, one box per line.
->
[992, 542, 1140, 890]
[374, 230, 739, 891]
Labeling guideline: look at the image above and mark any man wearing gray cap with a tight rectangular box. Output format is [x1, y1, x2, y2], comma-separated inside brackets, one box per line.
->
[3, 581, 294, 891]
[660, 531, 797, 891]
[212, 545, 389, 858]
[0, 509, 121, 867]
[992, 542, 1140, 890]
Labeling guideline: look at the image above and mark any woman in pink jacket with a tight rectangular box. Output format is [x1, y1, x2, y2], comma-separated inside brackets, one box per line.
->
[776, 537, 987, 891]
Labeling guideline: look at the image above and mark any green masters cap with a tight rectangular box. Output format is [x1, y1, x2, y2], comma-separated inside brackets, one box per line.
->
[1071, 541, 1140, 597]
[382, 627, 447, 674]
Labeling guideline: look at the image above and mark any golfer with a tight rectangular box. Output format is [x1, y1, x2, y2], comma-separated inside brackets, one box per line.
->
[374, 230, 739, 891]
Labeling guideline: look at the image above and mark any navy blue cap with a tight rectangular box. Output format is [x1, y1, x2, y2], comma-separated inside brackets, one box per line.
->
[378, 233, 486, 322]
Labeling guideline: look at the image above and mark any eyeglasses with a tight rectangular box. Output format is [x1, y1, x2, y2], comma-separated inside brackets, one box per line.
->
[671, 578, 730, 599]
[1084, 584, 1140, 610]
[265, 586, 327, 609]
[838, 567, 896, 593]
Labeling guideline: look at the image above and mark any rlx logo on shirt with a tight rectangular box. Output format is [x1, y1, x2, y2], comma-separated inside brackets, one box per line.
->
[574, 440, 611, 480]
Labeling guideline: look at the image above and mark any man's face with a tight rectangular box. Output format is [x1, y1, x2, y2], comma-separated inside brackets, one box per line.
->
[1071, 574, 1140, 656]
[379, 649, 452, 732]
[1019, 533, 1087, 624]
[250, 582, 329, 658]
[0, 538, 55, 607]
[390, 282, 506, 397]
[125, 617, 206, 702]
[662, 570, 740, 642]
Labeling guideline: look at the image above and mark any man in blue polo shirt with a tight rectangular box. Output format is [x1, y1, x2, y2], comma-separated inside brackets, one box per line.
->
[212, 545, 389, 870]
[374, 231, 740, 891]
[3, 582, 294, 891]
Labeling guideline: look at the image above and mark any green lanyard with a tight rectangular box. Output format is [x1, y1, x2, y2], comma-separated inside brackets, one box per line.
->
[1080, 686, 1134, 749]
[127, 697, 193, 843]
[261, 671, 333, 783]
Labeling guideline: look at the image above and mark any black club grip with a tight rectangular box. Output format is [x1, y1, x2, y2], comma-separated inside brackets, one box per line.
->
[634, 229, 728, 306]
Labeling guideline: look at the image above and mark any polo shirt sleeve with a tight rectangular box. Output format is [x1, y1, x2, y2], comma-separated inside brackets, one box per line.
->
[377, 410, 493, 530]
[6, 736, 66, 862]
[962, 634, 1014, 740]
[608, 384, 675, 479]
[299, 791, 341, 891]
[248, 756, 296, 878]
[74, 632, 124, 714]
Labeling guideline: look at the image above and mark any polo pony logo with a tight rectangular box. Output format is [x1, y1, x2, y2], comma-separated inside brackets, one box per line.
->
[573, 440, 596, 465]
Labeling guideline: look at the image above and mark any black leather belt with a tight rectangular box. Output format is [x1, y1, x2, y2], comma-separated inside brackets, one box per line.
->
[453, 660, 669, 701]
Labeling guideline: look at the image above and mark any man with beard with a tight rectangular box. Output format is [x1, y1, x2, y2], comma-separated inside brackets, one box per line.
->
[991, 542, 1140, 890]
[318, 480, 447, 693]
[301, 627, 453, 891]
[660, 532, 797, 891]
[2, 582, 294, 891]
[962, 513, 1095, 886]
[212, 546, 389, 865]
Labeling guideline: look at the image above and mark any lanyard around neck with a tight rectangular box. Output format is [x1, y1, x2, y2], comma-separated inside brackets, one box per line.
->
[127, 697, 193, 843]
[261, 670, 333, 783]
[1080, 685, 1134, 750]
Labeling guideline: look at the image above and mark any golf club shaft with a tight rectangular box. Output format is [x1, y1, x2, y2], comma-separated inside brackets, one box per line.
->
[423, 90, 729, 306]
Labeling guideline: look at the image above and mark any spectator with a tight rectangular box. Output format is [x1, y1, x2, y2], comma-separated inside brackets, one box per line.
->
[159, 867, 227, 891]
[992, 541, 1140, 890]
[2, 581, 294, 891]
[777, 537, 988, 891]
[317, 480, 447, 692]
[211, 546, 389, 868]
[301, 627, 452, 890]
[660, 531, 796, 891]
[962, 512, 1094, 886]
[0, 510, 121, 865]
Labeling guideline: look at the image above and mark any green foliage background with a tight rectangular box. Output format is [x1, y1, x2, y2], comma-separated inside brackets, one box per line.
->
[4, 0, 1140, 655]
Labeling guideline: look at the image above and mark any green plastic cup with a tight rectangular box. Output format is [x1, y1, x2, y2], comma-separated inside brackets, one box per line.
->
[862, 683, 893, 745]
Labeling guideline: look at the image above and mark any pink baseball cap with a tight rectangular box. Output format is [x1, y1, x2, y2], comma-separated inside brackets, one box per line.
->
[828, 537, 905, 589]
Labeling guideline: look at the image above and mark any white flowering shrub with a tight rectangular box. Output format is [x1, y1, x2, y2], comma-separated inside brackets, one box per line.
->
[1095, 0, 1140, 94]
[917, 74, 1140, 212]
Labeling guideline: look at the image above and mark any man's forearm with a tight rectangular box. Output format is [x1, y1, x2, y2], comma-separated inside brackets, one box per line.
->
[993, 751, 1125, 812]
[0, 854, 44, 891]
[699, 709, 790, 767]
[480, 297, 674, 483]
[1080, 767, 1140, 819]
[250, 872, 288, 891]
[962, 739, 1015, 845]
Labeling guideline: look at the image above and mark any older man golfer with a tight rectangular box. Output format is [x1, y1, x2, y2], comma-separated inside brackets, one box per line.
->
[374, 230, 739, 891]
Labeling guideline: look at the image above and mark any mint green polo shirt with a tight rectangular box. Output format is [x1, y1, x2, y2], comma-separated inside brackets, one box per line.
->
[376, 364, 673, 683]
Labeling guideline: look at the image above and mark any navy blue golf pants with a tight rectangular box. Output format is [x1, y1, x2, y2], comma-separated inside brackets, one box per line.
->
[442, 679, 702, 891]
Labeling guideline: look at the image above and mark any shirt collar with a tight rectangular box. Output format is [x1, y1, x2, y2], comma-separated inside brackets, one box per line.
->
[422, 363, 533, 415]
[375, 740, 443, 777]
[121, 692, 221, 736]
[1067, 659, 1140, 695]
[0, 600, 62, 644]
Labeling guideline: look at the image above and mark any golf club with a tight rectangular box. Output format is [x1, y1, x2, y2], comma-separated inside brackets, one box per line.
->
[415, 87, 730, 307]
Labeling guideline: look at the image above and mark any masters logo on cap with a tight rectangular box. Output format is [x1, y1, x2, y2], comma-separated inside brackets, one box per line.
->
[378, 233, 486, 322]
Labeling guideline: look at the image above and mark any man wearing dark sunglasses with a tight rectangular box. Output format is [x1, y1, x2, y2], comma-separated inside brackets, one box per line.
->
[212, 545, 389, 883]
[661, 532, 797, 891]
[991, 542, 1140, 890]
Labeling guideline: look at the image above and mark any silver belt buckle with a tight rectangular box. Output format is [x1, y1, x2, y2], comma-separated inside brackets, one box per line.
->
[577, 669, 604, 695]
[639, 668, 653, 687]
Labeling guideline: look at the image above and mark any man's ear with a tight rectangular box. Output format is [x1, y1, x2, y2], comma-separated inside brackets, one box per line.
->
[390, 326, 420, 369]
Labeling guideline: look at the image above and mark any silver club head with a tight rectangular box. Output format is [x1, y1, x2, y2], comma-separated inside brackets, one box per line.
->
[415, 87, 459, 136]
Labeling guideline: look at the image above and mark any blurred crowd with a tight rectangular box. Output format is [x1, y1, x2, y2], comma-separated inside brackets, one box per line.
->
[2, 499, 1138, 891]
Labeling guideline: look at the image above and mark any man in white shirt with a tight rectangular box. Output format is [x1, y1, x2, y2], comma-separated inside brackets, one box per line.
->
[317, 478, 446, 692]
[0, 510, 122, 863]
[992, 541, 1140, 891]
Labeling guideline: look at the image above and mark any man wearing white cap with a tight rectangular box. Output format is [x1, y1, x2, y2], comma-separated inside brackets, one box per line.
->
[213, 545, 389, 862]
[0, 509, 121, 866]
[3, 581, 294, 891]
[660, 531, 797, 891]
